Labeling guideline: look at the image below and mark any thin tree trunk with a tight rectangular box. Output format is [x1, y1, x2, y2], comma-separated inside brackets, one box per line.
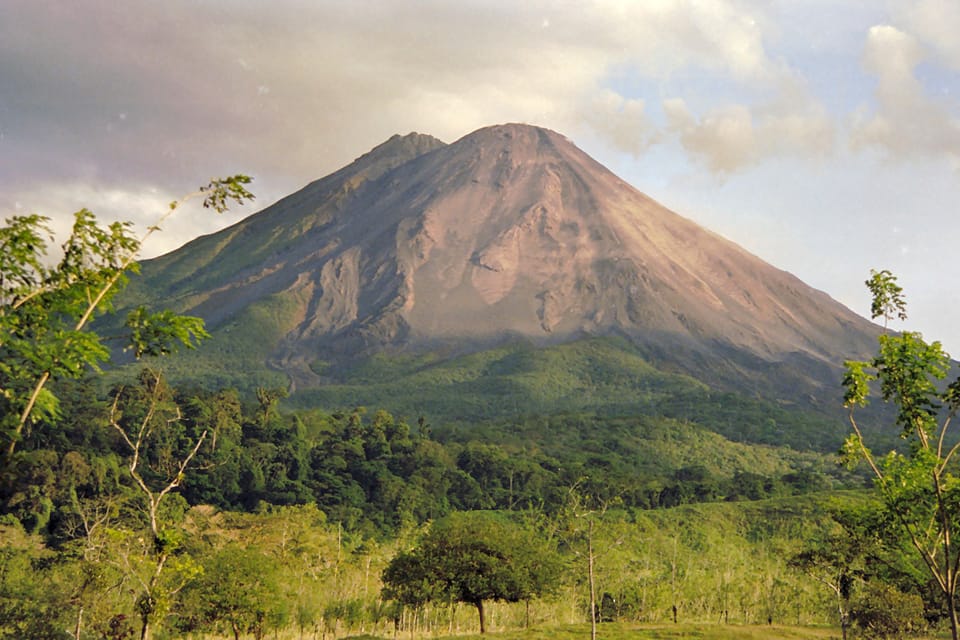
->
[476, 600, 486, 634]
[588, 519, 597, 640]
[835, 585, 848, 640]
[934, 468, 960, 640]
[947, 594, 959, 640]
[74, 605, 83, 640]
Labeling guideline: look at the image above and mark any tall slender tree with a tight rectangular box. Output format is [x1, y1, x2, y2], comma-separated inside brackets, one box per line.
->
[842, 269, 960, 639]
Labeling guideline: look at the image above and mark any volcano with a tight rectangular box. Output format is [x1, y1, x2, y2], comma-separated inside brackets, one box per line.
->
[125, 123, 879, 409]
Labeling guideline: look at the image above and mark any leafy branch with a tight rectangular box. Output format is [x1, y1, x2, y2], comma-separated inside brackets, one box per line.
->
[1, 176, 253, 459]
[841, 269, 960, 640]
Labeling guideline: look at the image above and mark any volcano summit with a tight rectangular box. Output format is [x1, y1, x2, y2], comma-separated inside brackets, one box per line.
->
[125, 123, 878, 408]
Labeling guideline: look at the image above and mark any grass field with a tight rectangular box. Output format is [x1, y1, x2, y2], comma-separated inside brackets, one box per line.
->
[432, 625, 838, 640]
[341, 621, 953, 640]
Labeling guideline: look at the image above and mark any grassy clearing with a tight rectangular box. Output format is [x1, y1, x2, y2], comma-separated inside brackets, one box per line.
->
[431, 624, 839, 640]
[341, 621, 955, 640]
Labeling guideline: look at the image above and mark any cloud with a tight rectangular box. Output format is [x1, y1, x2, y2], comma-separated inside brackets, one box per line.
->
[578, 91, 659, 155]
[568, 1, 834, 171]
[583, 0, 778, 84]
[662, 88, 833, 174]
[0, 0, 882, 251]
[899, 0, 960, 70]
[0, 0, 821, 176]
[665, 99, 757, 172]
[1, 181, 257, 258]
[851, 24, 960, 161]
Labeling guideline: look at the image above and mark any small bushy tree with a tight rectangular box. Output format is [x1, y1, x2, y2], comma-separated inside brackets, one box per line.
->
[849, 581, 926, 639]
[1, 176, 253, 639]
[382, 511, 561, 633]
[183, 543, 287, 640]
[789, 520, 866, 640]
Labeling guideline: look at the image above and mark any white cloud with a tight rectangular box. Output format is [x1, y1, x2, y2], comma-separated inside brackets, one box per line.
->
[899, 0, 960, 70]
[851, 24, 960, 160]
[665, 99, 757, 173]
[584, 0, 777, 83]
[1, 181, 255, 258]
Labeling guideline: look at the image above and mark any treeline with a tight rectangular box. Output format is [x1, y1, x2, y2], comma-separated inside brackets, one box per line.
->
[0, 494, 841, 639]
[0, 370, 940, 639]
[3, 372, 842, 539]
[0, 489, 935, 640]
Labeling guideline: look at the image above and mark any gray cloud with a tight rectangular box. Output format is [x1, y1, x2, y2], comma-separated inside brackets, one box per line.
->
[0, 0, 957, 258]
[0, 0, 830, 180]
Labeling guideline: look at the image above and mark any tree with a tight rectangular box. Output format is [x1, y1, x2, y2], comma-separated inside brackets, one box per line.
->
[558, 487, 622, 640]
[0, 176, 253, 460]
[842, 269, 960, 639]
[849, 581, 926, 639]
[382, 511, 560, 634]
[107, 368, 208, 640]
[183, 543, 287, 640]
[789, 523, 864, 640]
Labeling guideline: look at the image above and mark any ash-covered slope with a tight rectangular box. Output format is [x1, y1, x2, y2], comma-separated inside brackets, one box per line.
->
[128, 123, 878, 403]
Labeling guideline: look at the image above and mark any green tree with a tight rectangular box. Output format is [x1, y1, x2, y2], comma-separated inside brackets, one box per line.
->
[789, 523, 865, 640]
[107, 369, 209, 640]
[842, 269, 960, 639]
[0, 176, 253, 460]
[382, 511, 561, 634]
[0, 520, 72, 639]
[849, 581, 926, 639]
[184, 543, 287, 640]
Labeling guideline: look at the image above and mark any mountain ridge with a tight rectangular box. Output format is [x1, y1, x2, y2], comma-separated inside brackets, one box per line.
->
[121, 123, 879, 412]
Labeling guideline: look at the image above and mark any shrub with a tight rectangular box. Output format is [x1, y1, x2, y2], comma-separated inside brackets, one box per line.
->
[850, 582, 926, 639]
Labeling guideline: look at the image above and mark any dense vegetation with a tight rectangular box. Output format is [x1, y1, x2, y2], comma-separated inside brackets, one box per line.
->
[0, 368, 942, 639]
[0, 317, 946, 639]
[152, 335, 856, 453]
[2, 197, 956, 640]
[4, 371, 854, 537]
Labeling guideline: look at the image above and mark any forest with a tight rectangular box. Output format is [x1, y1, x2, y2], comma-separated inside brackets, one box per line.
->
[3, 188, 960, 640]
[0, 367, 943, 639]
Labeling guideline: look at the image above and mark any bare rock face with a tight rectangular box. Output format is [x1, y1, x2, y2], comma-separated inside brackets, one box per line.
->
[132, 123, 878, 398]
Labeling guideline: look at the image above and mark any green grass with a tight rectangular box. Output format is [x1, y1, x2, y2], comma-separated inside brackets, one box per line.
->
[469, 624, 839, 639]
[354, 623, 835, 640]
[362, 621, 950, 640]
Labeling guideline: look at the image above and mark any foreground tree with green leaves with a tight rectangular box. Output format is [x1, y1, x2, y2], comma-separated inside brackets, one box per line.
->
[842, 269, 960, 639]
[0, 175, 253, 460]
[382, 511, 562, 634]
[0, 177, 253, 639]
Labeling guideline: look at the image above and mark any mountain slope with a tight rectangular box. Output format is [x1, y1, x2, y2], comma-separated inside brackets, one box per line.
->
[122, 123, 879, 416]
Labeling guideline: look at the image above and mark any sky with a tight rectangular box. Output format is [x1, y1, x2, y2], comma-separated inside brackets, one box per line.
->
[3, 0, 959, 353]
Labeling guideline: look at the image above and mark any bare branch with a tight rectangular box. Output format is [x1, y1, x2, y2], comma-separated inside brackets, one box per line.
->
[848, 413, 883, 480]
